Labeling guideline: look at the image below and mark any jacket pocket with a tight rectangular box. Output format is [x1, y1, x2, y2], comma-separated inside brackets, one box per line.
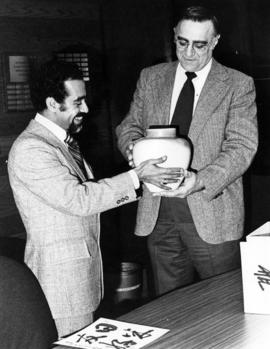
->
[40, 239, 92, 266]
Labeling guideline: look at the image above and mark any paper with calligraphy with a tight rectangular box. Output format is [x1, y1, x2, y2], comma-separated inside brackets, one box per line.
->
[54, 317, 169, 349]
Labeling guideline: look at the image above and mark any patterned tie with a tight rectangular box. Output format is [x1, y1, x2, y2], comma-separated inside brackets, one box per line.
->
[65, 133, 87, 176]
[171, 71, 197, 136]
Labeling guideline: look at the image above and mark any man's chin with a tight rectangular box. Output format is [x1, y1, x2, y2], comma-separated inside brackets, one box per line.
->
[69, 123, 83, 134]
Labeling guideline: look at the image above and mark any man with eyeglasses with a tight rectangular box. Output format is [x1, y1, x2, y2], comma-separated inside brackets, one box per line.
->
[116, 6, 258, 297]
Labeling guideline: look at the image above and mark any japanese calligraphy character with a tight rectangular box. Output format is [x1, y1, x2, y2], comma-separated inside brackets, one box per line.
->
[99, 339, 137, 348]
[122, 328, 132, 338]
[76, 333, 107, 344]
[132, 329, 153, 339]
[95, 323, 118, 332]
[254, 265, 270, 291]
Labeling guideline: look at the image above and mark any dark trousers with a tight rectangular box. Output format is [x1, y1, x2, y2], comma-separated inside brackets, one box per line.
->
[147, 198, 241, 296]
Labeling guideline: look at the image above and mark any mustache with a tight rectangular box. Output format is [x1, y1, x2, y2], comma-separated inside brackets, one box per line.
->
[74, 113, 85, 118]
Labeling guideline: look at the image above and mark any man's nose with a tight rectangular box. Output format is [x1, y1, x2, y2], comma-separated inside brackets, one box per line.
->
[186, 44, 195, 57]
[80, 100, 89, 113]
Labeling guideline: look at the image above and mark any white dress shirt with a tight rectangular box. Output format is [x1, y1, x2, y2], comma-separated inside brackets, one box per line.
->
[169, 59, 212, 122]
[35, 113, 67, 143]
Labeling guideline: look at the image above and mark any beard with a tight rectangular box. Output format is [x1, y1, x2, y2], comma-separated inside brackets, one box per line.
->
[59, 102, 85, 134]
[68, 114, 84, 134]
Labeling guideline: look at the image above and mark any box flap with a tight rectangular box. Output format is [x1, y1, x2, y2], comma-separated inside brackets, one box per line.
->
[246, 222, 270, 241]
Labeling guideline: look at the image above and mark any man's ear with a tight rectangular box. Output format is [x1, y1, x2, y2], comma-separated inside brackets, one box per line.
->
[46, 97, 60, 112]
[212, 34, 221, 49]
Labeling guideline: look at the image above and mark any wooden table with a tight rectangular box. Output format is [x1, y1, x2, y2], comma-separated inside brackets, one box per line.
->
[54, 269, 270, 348]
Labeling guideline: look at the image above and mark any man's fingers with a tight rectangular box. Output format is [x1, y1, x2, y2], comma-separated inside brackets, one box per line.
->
[184, 170, 192, 178]
[153, 191, 177, 197]
[147, 156, 167, 165]
[153, 189, 185, 197]
[150, 182, 174, 190]
[161, 178, 182, 184]
[128, 160, 135, 168]
[161, 168, 185, 176]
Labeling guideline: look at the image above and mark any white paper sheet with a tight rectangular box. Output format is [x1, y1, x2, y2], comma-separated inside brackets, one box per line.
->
[54, 317, 170, 349]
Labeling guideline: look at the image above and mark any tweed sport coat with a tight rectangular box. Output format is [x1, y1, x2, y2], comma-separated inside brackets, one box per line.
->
[116, 59, 258, 244]
[8, 119, 137, 319]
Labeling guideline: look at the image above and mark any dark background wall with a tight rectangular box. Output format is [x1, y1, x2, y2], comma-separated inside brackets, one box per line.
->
[0, 0, 269, 266]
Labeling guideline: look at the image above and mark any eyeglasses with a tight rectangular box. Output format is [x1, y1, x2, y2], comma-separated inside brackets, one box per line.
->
[174, 36, 212, 54]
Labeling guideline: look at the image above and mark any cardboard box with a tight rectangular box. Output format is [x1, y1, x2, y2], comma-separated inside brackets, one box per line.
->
[240, 222, 270, 314]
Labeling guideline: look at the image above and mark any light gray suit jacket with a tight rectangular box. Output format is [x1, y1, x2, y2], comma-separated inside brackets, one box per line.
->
[8, 119, 137, 319]
[116, 59, 258, 244]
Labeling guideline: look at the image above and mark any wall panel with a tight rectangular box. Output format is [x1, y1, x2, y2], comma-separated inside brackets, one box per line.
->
[0, 0, 103, 244]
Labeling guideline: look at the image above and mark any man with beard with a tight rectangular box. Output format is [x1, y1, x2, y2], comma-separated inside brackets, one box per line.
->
[7, 60, 182, 337]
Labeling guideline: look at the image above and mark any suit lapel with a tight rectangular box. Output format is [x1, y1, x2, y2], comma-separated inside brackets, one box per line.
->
[189, 59, 230, 144]
[27, 120, 89, 181]
[154, 62, 178, 125]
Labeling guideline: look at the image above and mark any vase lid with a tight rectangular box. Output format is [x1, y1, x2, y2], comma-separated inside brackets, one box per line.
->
[146, 126, 177, 138]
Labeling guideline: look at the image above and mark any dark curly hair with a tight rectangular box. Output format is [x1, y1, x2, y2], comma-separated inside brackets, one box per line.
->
[30, 59, 83, 112]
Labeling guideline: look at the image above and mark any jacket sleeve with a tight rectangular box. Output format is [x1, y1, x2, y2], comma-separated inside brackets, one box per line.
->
[197, 76, 258, 202]
[8, 138, 137, 217]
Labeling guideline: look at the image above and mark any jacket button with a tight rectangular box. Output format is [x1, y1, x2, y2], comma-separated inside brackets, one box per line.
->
[117, 200, 120, 204]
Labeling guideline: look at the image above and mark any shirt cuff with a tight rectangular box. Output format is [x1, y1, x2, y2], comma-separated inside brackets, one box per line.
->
[128, 169, 140, 189]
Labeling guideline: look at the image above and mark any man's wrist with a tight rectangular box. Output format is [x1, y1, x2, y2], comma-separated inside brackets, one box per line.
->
[128, 169, 142, 198]
[128, 169, 140, 189]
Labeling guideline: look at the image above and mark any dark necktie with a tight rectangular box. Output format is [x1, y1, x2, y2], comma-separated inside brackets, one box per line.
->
[65, 133, 87, 176]
[171, 71, 197, 136]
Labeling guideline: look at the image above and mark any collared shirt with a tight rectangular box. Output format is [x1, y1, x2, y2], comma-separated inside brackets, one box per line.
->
[169, 59, 212, 122]
[35, 113, 140, 189]
[35, 113, 67, 143]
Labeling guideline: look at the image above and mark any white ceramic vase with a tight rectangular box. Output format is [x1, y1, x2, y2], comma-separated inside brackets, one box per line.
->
[133, 126, 191, 192]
